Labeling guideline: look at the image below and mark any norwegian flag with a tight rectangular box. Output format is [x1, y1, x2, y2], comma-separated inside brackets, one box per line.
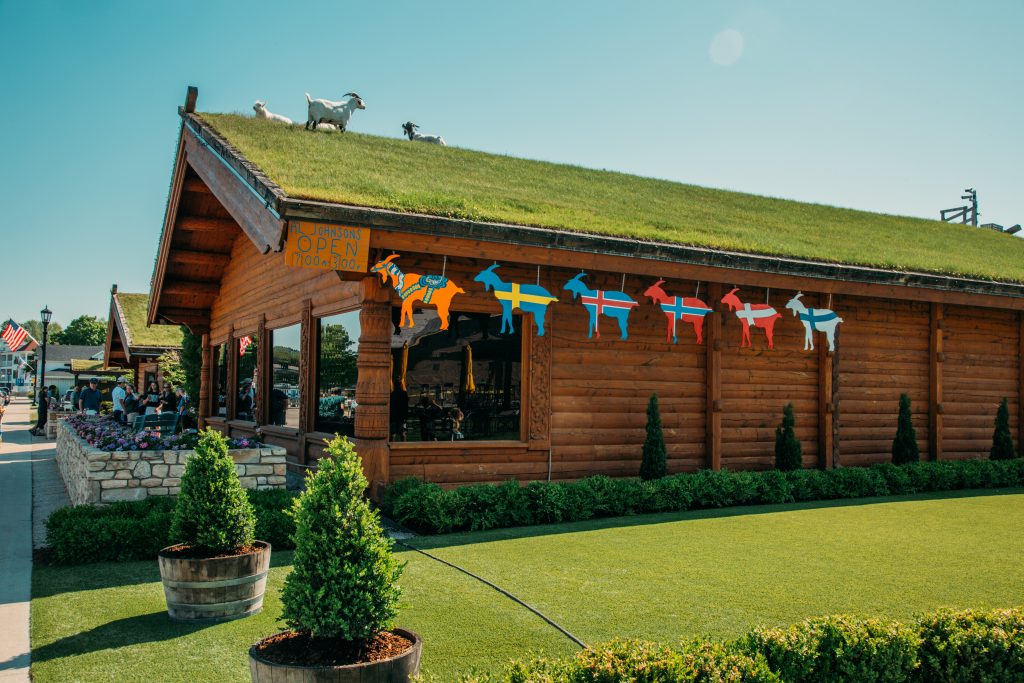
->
[238, 335, 253, 357]
[1, 320, 32, 351]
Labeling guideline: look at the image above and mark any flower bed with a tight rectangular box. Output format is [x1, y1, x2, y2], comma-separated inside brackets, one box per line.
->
[65, 414, 260, 451]
[56, 418, 287, 505]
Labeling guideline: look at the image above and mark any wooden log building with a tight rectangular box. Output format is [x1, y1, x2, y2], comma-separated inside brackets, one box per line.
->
[105, 286, 184, 389]
[147, 89, 1024, 495]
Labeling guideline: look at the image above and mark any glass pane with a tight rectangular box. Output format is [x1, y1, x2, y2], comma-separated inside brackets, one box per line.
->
[214, 344, 227, 417]
[393, 310, 521, 442]
[270, 324, 301, 427]
[235, 335, 259, 421]
[316, 311, 360, 436]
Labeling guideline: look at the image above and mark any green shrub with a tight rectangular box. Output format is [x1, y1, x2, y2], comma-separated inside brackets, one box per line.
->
[640, 394, 668, 480]
[379, 476, 426, 517]
[916, 608, 1024, 682]
[742, 615, 920, 683]
[991, 398, 1017, 461]
[44, 489, 298, 565]
[169, 428, 256, 553]
[775, 403, 803, 471]
[281, 436, 404, 641]
[892, 394, 920, 465]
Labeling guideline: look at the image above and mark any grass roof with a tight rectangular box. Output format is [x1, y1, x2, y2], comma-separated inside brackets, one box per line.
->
[200, 113, 1024, 283]
[116, 293, 183, 349]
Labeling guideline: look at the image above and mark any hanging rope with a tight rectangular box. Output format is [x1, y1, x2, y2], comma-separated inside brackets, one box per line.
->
[621, 273, 626, 292]
[441, 255, 448, 277]
[828, 292, 833, 309]
[537, 264, 541, 287]
[695, 281, 701, 299]
[766, 287, 770, 304]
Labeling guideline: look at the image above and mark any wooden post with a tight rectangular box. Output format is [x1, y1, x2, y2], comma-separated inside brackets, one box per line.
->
[1019, 312, 1024, 455]
[354, 276, 392, 496]
[706, 283, 722, 471]
[299, 299, 315, 435]
[227, 327, 237, 422]
[818, 304, 834, 468]
[929, 303, 944, 461]
[256, 315, 268, 425]
[198, 334, 210, 428]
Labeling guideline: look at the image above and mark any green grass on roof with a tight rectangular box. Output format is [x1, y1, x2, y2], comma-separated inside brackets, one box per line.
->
[201, 113, 1024, 283]
[117, 293, 183, 349]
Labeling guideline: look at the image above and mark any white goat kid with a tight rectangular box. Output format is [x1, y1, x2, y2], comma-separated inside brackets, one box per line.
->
[402, 121, 446, 145]
[305, 92, 365, 131]
[253, 101, 293, 125]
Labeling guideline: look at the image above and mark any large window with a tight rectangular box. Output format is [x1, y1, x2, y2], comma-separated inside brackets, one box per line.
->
[212, 343, 227, 417]
[392, 310, 521, 442]
[235, 334, 259, 421]
[269, 324, 301, 428]
[316, 311, 360, 435]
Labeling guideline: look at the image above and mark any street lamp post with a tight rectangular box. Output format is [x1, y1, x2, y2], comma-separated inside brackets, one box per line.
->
[39, 306, 52, 409]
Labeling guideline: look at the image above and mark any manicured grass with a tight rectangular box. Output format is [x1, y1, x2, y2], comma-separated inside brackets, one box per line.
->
[200, 113, 1024, 282]
[32, 490, 1024, 681]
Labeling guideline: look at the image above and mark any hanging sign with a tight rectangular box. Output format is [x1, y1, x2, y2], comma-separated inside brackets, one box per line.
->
[721, 288, 782, 349]
[370, 255, 464, 330]
[284, 221, 370, 273]
[473, 264, 558, 336]
[785, 292, 843, 352]
[643, 279, 712, 344]
[563, 272, 639, 340]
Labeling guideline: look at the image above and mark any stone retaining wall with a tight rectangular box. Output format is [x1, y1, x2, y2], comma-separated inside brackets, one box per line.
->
[56, 421, 288, 505]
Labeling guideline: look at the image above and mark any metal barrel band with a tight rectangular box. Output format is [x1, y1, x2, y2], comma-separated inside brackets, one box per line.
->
[162, 570, 268, 590]
[166, 594, 264, 613]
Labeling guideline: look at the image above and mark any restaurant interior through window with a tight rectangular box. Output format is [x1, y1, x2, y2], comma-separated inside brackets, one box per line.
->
[390, 309, 521, 442]
[236, 334, 258, 421]
[269, 323, 301, 428]
[316, 310, 360, 437]
[213, 343, 228, 417]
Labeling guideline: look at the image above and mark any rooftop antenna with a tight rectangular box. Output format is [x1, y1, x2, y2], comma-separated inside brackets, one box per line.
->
[940, 187, 978, 226]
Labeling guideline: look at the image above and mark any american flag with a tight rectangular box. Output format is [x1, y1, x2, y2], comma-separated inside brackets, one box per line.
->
[238, 335, 253, 356]
[1, 320, 31, 351]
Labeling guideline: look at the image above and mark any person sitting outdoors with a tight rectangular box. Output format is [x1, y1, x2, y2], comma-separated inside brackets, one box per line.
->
[79, 378, 102, 416]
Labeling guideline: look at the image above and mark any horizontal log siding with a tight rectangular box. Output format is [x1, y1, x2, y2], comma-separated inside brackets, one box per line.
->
[942, 305, 1020, 460]
[719, 289, 819, 470]
[837, 297, 930, 466]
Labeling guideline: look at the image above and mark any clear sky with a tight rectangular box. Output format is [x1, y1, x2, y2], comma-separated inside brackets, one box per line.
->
[2, 0, 1021, 328]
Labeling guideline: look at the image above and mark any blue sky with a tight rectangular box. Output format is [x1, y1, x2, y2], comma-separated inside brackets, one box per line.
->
[2, 0, 1021, 328]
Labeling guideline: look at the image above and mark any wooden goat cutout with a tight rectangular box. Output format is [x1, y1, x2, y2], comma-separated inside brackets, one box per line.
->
[473, 264, 558, 336]
[785, 292, 843, 352]
[720, 288, 782, 349]
[370, 255, 464, 330]
[643, 279, 712, 344]
[563, 273, 639, 340]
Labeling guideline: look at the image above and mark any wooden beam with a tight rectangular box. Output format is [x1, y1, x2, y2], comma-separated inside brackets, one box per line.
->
[169, 249, 231, 268]
[299, 299, 315, 441]
[929, 303, 944, 461]
[162, 280, 220, 297]
[1019, 312, 1024, 456]
[354, 276, 393, 496]
[706, 283, 722, 471]
[177, 216, 237, 234]
[818, 299, 834, 468]
[198, 333, 210, 429]
[183, 177, 212, 194]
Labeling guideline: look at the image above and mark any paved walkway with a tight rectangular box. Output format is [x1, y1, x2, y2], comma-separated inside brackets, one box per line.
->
[0, 398, 69, 682]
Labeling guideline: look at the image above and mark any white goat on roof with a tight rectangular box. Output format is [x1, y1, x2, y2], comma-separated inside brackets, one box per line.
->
[402, 121, 446, 145]
[305, 92, 365, 132]
[253, 100, 293, 125]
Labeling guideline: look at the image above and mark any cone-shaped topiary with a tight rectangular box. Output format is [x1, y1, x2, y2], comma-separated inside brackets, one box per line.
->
[639, 394, 668, 480]
[774, 403, 803, 471]
[892, 393, 920, 465]
[170, 427, 256, 553]
[990, 397, 1017, 460]
[282, 436, 404, 641]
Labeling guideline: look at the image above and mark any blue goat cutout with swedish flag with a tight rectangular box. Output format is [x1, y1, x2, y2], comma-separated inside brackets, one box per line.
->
[474, 264, 558, 336]
[785, 292, 843, 352]
[563, 272, 639, 340]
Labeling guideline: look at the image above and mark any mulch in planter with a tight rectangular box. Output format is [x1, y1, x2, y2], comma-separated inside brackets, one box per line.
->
[161, 543, 263, 560]
[253, 630, 414, 667]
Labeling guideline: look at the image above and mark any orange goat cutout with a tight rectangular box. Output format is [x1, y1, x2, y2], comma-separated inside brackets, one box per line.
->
[370, 254, 465, 330]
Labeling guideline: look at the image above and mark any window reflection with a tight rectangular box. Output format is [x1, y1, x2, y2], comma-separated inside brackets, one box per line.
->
[213, 344, 227, 417]
[235, 335, 258, 421]
[270, 324, 301, 427]
[316, 311, 360, 435]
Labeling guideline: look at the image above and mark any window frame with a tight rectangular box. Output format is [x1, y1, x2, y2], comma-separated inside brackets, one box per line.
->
[312, 308, 361, 437]
[265, 318, 304, 433]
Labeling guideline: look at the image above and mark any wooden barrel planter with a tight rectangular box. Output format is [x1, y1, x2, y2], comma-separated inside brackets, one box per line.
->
[248, 629, 422, 683]
[158, 541, 271, 622]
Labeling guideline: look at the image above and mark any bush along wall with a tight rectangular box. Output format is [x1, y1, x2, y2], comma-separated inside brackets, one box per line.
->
[44, 489, 298, 565]
[382, 458, 1024, 535]
[458, 607, 1024, 683]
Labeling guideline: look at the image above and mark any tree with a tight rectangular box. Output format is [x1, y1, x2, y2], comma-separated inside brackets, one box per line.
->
[892, 393, 920, 464]
[774, 403, 803, 471]
[319, 322, 358, 389]
[18, 319, 61, 344]
[639, 394, 667, 480]
[179, 327, 202, 405]
[990, 397, 1017, 460]
[157, 350, 185, 389]
[52, 315, 106, 345]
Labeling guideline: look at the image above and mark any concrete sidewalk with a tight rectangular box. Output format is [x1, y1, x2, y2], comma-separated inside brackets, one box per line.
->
[0, 398, 67, 682]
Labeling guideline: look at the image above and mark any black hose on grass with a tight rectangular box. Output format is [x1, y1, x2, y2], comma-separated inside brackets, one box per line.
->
[394, 539, 588, 649]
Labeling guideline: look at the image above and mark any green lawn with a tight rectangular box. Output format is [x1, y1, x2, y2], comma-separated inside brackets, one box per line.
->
[32, 491, 1024, 681]
[200, 113, 1024, 282]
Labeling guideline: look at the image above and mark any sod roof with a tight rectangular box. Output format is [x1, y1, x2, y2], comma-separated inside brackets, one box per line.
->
[114, 293, 183, 350]
[200, 113, 1024, 283]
